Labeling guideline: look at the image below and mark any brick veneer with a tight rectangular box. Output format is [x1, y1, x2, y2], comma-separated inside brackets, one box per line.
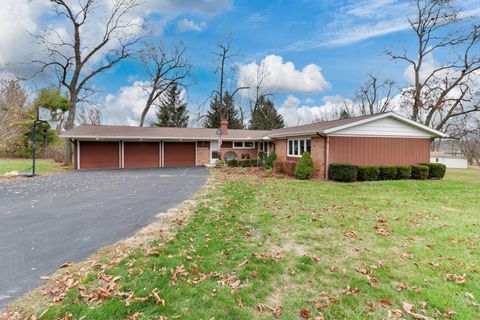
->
[220, 148, 258, 160]
[273, 136, 326, 179]
[196, 144, 210, 166]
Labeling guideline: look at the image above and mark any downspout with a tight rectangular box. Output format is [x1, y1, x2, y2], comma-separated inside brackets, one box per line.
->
[316, 132, 328, 180]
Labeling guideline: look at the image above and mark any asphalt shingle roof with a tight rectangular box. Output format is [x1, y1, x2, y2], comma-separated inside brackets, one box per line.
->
[60, 125, 270, 140]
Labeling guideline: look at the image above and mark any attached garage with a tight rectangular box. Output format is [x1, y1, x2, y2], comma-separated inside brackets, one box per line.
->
[79, 141, 119, 169]
[329, 137, 431, 165]
[164, 142, 196, 167]
[124, 142, 160, 168]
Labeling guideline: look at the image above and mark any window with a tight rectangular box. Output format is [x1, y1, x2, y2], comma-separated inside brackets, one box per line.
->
[288, 139, 311, 157]
[259, 142, 269, 155]
[233, 141, 256, 149]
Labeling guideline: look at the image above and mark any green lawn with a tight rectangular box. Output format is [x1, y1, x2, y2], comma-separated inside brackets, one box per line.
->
[0, 159, 69, 175]
[19, 168, 480, 319]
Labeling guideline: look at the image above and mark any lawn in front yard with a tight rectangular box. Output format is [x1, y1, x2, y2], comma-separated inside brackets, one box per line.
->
[23, 168, 480, 319]
[0, 159, 69, 175]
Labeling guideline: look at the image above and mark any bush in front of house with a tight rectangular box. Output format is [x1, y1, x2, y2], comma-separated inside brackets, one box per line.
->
[357, 166, 380, 181]
[215, 160, 225, 167]
[411, 165, 429, 180]
[257, 151, 266, 167]
[329, 163, 358, 182]
[227, 159, 239, 167]
[378, 166, 397, 180]
[240, 159, 252, 167]
[295, 151, 314, 180]
[273, 161, 296, 176]
[396, 165, 412, 179]
[419, 162, 446, 179]
[265, 150, 277, 169]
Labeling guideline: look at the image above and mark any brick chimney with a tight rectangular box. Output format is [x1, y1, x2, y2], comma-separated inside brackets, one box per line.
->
[221, 117, 228, 135]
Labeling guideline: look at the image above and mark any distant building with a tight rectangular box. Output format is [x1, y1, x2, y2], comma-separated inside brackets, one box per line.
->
[431, 139, 468, 169]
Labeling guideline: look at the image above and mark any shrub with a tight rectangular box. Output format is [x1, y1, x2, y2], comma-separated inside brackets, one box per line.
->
[273, 160, 283, 174]
[273, 161, 296, 176]
[227, 159, 239, 167]
[396, 165, 412, 179]
[215, 160, 225, 167]
[240, 159, 252, 167]
[265, 150, 277, 169]
[378, 166, 397, 180]
[295, 151, 314, 180]
[357, 166, 379, 181]
[419, 162, 446, 179]
[411, 165, 429, 180]
[257, 151, 266, 167]
[329, 163, 358, 182]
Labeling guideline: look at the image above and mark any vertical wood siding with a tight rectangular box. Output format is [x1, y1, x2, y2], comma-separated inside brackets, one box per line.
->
[329, 137, 431, 165]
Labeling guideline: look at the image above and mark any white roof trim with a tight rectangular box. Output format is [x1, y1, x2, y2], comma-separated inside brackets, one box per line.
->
[59, 134, 266, 141]
[323, 112, 448, 138]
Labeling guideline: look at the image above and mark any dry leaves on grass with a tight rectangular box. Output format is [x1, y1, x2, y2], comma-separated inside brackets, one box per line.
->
[257, 303, 282, 319]
[252, 252, 284, 260]
[444, 273, 466, 284]
[402, 302, 434, 320]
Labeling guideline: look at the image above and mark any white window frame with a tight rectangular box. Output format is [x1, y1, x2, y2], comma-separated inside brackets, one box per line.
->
[287, 138, 311, 157]
[233, 141, 256, 149]
[259, 141, 269, 155]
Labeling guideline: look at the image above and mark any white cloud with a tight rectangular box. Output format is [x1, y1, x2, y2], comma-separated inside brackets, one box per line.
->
[0, 0, 231, 72]
[176, 18, 207, 32]
[0, 0, 47, 67]
[104, 81, 150, 126]
[277, 95, 353, 126]
[237, 55, 330, 95]
[141, 0, 232, 17]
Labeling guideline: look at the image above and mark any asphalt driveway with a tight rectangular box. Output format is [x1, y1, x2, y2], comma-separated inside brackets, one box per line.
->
[0, 167, 208, 309]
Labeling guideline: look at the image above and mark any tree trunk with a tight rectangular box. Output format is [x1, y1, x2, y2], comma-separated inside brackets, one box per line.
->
[63, 95, 77, 165]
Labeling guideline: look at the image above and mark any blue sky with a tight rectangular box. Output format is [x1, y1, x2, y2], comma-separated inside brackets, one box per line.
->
[1, 0, 479, 126]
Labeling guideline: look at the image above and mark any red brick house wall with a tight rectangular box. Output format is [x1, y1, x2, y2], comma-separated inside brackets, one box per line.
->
[273, 137, 326, 179]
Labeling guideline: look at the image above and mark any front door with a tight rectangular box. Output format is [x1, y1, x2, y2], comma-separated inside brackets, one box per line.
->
[210, 141, 219, 164]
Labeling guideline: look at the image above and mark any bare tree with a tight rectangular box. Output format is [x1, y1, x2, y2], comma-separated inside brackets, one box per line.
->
[246, 60, 274, 127]
[449, 117, 480, 165]
[33, 0, 143, 163]
[211, 35, 248, 124]
[354, 74, 395, 115]
[77, 105, 103, 125]
[386, 0, 480, 132]
[138, 43, 191, 127]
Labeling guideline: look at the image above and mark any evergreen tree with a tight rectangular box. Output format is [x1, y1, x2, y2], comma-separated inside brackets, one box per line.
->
[204, 91, 242, 129]
[339, 109, 351, 119]
[249, 96, 285, 130]
[152, 84, 189, 127]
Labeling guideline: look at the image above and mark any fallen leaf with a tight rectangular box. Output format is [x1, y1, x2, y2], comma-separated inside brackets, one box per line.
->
[445, 273, 466, 284]
[402, 302, 434, 320]
[60, 262, 74, 268]
[237, 257, 249, 268]
[299, 309, 311, 318]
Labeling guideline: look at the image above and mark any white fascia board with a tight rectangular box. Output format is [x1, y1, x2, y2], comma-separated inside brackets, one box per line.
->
[59, 135, 267, 141]
[266, 131, 321, 139]
[323, 112, 448, 138]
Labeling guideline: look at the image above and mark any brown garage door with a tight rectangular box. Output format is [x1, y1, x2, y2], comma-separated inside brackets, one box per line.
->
[124, 142, 160, 168]
[80, 141, 119, 169]
[329, 137, 430, 165]
[164, 142, 195, 167]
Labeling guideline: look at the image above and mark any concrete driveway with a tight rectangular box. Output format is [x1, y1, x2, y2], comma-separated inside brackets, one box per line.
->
[0, 167, 208, 309]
